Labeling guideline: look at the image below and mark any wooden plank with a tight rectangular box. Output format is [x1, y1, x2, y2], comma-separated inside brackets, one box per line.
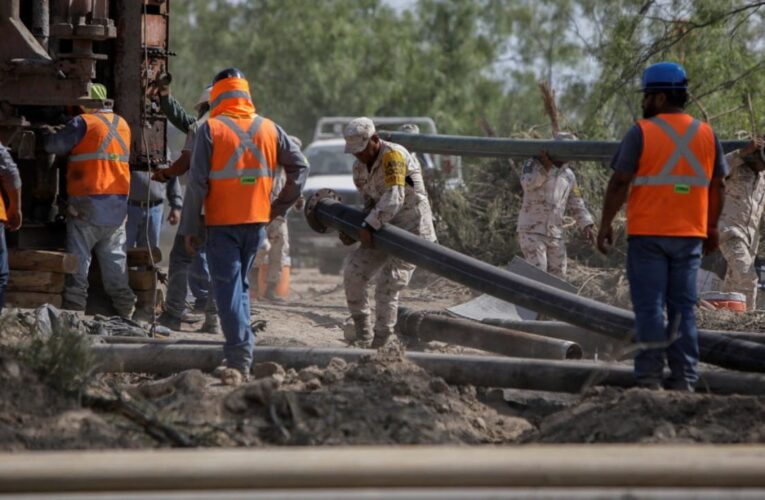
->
[129, 270, 157, 291]
[127, 247, 162, 267]
[6, 292, 62, 309]
[7, 271, 65, 293]
[8, 250, 78, 274]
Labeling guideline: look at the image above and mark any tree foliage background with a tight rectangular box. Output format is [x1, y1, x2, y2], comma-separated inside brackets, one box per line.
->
[170, 0, 765, 265]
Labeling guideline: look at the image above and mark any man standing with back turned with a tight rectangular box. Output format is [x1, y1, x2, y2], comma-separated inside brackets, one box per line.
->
[180, 68, 308, 385]
[597, 62, 728, 392]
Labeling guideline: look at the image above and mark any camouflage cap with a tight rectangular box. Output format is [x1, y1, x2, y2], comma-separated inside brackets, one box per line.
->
[344, 117, 375, 154]
[399, 123, 420, 134]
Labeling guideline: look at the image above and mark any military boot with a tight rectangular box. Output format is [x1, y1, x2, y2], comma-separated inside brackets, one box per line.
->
[351, 314, 373, 347]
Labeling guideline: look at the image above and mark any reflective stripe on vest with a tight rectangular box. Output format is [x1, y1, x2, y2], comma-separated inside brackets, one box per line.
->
[632, 116, 709, 188]
[209, 115, 274, 181]
[68, 114, 130, 163]
[209, 90, 252, 114]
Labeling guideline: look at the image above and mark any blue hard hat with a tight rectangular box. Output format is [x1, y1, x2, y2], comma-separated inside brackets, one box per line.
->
[641, 62, 687, 92]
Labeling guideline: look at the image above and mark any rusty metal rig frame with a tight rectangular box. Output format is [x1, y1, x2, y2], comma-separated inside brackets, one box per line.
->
[0, 0, 171, 248]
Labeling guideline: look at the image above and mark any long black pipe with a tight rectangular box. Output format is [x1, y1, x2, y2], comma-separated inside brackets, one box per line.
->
[90, 344, 765, 396]
[305, 192, 765, 373]
[377, 131, 749, 163]
[397, 307, 582, 360]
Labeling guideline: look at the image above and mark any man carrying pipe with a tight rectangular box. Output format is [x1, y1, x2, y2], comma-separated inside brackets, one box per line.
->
[718, 136, 765, 310]
[341, 117, 437, 348]
[597, 62, 728, 392]
[518, 132, 596, 278]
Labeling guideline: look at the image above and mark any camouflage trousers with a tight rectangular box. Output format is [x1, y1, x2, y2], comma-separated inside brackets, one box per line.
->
[720, 236, 758, 310]
[518, 232, 567, 278]
[343, 246, 417, 338]
[254, 216, 290, 284]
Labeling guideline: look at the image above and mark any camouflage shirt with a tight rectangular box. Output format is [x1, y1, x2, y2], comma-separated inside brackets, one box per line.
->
[517, 158, 593, 239]
[353, 140, 435, 238]
[718, 149, 765, 247]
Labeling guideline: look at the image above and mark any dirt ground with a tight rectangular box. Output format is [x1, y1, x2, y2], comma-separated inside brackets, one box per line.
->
[2, 266, 765, 451]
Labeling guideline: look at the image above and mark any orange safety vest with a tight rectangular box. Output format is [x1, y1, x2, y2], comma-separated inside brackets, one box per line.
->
[626, 113, 716, 237]
[205, 115, 279, 225]
[204, 76, 278, 226]
[67, 112, 131, 197]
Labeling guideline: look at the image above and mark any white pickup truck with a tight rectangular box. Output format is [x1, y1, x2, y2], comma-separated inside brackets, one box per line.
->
[290, 117, 461, 274]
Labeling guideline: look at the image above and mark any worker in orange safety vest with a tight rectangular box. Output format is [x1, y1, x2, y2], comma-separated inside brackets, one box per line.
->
[43, 83, 136, 318]
[178, 68, 309, 385]
[597, 62, 728, 392]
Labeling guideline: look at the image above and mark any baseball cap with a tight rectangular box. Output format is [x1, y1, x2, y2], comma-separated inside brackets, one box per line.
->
[344, 117, 376, 154]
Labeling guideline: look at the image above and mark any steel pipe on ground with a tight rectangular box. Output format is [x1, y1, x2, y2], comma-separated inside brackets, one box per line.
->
[378, 131, 748, 162]
[3, 446, 765, 493]
[90, 344, 765, 395]
[305, 193, 765, 373]
[482, 319, 765, 356]
[398, 307, 582, 360]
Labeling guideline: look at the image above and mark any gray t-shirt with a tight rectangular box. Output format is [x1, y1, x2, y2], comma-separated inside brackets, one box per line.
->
[611, 122, 729, 178]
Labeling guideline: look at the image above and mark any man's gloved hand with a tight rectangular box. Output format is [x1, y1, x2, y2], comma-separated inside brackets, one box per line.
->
[293, 196, 305, 212]
[339, 232, 356, 246]
[582, 224, 597, 246]
[742, 137, 765, 157]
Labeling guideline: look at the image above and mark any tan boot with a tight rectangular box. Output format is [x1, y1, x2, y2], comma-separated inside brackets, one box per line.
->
[351, 314, 373, 347]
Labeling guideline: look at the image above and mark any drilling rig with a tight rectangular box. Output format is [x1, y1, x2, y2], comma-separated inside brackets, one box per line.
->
[0, 0, 171, 249]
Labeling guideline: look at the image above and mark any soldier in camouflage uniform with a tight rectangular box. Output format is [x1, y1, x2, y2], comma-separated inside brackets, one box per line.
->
[254, 136, 303, 301]
[517, 133, 595, 277]
[718, 137, 765, 310]
[341, 117, 436, 348]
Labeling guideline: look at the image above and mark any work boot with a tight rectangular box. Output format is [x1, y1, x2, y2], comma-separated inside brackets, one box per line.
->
[117, 306, 136, 321]
[157, 311, 182, 331]
[181, 310, 204, 323]
[198, 314, 221, 335]
[350, 314, 373, 347]
[371, 332, 392, 349]
[663, 379, 695, 392]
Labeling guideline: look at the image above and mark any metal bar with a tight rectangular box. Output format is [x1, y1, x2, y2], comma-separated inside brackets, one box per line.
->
[377, 131, 749, 162]
[89, 344, 765, 395]
[398, 307, 582, 360]
[31, 0, 50, 49]
[305, 192, 765, 373]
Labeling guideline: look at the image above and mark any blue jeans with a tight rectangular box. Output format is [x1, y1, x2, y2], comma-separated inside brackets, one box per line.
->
[126, 204, 164, 248]
[65, 218, 136, 317]
[627, 236, 702, 387]
[0, 223, 8, 312]
[165, 227, 217, 319]
[207, 223, 265, 372]
[188, 250, 210, 310]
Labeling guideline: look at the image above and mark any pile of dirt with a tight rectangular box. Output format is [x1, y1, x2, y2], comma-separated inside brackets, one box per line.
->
[0, 352, 148, 451]
[522, 386, 765, 444]
[696, 308, 765, 332]
[144, 343, 532, 447]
